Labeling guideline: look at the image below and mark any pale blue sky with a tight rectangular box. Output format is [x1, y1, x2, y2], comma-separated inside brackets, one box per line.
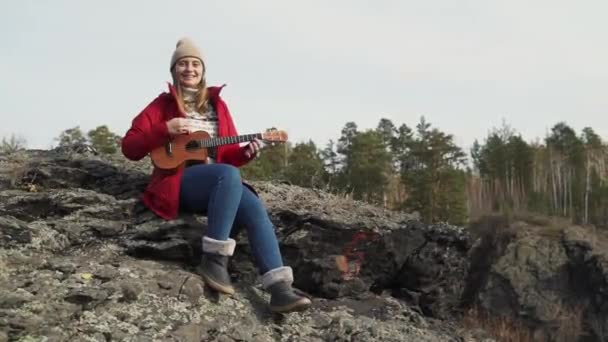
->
[1, 0, 607, 153]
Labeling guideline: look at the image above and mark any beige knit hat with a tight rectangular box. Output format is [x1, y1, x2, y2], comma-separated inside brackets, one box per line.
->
[170, 37, 205, 71]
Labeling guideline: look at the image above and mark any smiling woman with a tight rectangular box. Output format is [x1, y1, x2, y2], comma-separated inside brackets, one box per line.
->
[120, 37, 311, 313]
[174, 57, 204, 87]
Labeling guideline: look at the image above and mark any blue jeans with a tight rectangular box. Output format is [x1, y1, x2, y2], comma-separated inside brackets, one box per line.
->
[179, 163, 283, 274]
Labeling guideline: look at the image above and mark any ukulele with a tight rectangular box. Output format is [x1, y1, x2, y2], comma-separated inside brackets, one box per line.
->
[150, 129, 288, 169]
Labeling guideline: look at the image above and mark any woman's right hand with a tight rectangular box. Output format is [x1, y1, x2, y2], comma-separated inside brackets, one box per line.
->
[166, 118, 190, 136]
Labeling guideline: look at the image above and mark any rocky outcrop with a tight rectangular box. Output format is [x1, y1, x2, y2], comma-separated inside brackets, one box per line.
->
[465, 215, 608, 341]
[0, 150, 481, 342]
[6, 149, 608, 341]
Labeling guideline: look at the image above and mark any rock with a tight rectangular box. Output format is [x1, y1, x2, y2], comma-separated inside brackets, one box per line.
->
[45, 258, 78, 274]
[0, 216, 31, 248]
[64, 287, 109, 310]
[0, 150, 522, 341]
[93, 265, 120, 282]
[468, 216, 607, 341]
[7, 313, 45, 334]
[170, 321, 207, 342]
[0, 288, 34, 309]
[178, 276, 206, 304]
[157, 280, 173, 290]
[275, 213, 470, 318]
[119, 282, 142, 303]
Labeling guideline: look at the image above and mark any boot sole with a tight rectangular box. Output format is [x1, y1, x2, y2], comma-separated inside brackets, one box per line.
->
[199, 270, 235, 295]
[270, 297, 312, 313]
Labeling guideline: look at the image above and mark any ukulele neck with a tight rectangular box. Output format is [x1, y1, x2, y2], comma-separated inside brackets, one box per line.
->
[197, 133, 263, 148]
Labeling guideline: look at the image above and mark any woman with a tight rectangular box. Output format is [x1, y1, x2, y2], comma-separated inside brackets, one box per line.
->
[121, 38, 311, 313]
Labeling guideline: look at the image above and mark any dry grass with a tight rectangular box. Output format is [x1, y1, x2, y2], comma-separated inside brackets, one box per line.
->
[552, 302, 585, 342]
[468, 210, 584, 242]
[461, 303, 585, 342]
[0, 151, 30, 187]
[462, 306, 532, 342]
[510, 211, 575, 240]
[471, 209, 571, 227]
[588, 312, 607, 342]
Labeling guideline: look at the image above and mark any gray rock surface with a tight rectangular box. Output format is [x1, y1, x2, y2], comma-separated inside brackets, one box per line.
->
[0, 150, 481, 341]
[466, 215, 608, 341]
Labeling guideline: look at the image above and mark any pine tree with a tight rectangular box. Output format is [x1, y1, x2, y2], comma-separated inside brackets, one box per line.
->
[88, 125, 120, 154]
[284, 140, 326, 188]
[56, 126, 87, 147]
[402, 117, 467, 223]
[240, 142, 291, 181]
[348, 130, 392, 204]
[335, 122, 359, 193]
[320, 139, 340, 190]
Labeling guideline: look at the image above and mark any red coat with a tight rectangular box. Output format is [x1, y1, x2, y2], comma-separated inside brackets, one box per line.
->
[121, 83, 253, 220]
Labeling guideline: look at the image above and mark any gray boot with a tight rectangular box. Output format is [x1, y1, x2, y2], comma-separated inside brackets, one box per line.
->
[262, 266, 312, 313]
[197, 236, 236, 295]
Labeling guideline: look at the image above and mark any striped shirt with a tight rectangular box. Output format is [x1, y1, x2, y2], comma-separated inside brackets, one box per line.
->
[182, 88, 219, 163]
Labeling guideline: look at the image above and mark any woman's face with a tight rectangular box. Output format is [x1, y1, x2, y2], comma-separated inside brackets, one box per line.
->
[174, 57, 204, 88]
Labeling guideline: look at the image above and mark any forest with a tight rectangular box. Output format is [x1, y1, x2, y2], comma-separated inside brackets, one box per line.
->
[4, 118, 606, 228]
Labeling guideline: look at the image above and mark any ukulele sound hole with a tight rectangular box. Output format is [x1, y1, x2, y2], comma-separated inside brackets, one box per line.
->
[185, 140, 201, 151]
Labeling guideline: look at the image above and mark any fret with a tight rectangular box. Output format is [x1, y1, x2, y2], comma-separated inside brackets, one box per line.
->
[197, 133, 269, 148]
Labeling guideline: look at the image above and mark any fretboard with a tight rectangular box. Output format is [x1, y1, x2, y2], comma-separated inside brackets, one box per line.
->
[198, 133, 263, 148]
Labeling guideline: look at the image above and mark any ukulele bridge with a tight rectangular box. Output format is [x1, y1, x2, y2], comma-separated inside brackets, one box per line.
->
[165, 142, 173, 156]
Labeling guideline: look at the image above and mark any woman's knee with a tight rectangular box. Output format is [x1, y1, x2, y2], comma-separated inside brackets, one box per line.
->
[215, 164, 242, 185]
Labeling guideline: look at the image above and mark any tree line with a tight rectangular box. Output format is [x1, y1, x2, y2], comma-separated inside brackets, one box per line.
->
[470, 121, 608, 227]
[4, 119, 607, 228]
[240, 117, 468, 225]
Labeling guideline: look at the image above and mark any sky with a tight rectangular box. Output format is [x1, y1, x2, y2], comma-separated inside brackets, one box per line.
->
[1, 0, 607, 154]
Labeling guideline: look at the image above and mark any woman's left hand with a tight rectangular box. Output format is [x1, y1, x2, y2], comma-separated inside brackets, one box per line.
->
[244, 138, 264, 159]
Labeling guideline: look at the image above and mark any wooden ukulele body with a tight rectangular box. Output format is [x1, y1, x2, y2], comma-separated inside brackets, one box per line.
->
[150, 131, 211, 169]
[149, 128, 287, 170]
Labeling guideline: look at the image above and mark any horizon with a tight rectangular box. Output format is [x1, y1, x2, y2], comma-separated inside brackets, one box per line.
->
[4, 115, 595, 153]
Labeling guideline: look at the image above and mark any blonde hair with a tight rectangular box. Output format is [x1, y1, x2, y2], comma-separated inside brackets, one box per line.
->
[171, 70, 209, 114]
